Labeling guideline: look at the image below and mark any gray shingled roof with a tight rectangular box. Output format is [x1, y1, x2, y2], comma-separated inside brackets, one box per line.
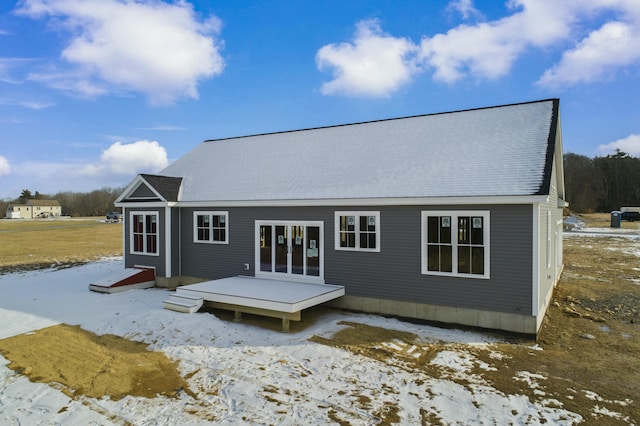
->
[158, 99, 559, 202]
[140, 174, 182, 202]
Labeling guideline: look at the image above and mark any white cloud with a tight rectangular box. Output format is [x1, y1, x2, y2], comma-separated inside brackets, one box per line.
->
[598, 134, 640, 157]
[447, 0, 484, 20]
[0, 156, 11, 176]
[537, 20, 640, 87]
[80, 140, 169, 176]
[16, 0, 225, 104]
[316, 19, 420, 97]
[419, 0, 579, 84]
[0, 97, 54, 109]
[423, 0, 640, 86]
[317, 1, 640, 96]
[0, 57, 34, 84]
[26, 69, 108, 98]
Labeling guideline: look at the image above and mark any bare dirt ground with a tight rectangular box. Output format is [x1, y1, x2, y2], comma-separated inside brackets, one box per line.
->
[0, 324, 189, 401]
[310, 213, 640, 424]
[0, 213, 638, 424]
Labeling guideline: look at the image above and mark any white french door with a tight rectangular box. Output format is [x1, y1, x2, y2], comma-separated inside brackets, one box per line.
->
[255, 221, 324, 282]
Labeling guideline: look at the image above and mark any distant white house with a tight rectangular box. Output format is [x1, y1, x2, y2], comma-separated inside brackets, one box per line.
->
[5, 200, 62, 219]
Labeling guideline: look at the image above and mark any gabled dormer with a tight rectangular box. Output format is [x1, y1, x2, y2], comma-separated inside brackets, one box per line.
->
[115, 174, 182, 206]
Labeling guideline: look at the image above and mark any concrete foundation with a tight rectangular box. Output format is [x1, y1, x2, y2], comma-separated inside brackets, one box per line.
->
[155, 275, 205, 288]
[328, 295, 539, 335]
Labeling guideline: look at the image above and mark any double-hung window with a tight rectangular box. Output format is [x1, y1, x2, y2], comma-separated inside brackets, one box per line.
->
[421, 211, 489, 278]
[335, 211, 380, 252]
[194, 211, 228, 244]
[130, 211, 159, 256]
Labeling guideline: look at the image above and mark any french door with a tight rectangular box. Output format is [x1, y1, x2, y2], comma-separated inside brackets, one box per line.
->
[255, 221, 323, 282]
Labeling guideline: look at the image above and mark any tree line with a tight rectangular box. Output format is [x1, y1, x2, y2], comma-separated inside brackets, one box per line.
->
[1, 150, 639, 216]
[564, 150, 640, 213]
[1, 187, 125, 217]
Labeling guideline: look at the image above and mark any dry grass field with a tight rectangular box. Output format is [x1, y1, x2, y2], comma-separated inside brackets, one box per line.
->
[0, 218, 122, 273]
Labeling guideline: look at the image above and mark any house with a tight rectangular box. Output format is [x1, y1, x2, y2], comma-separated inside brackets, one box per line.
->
[5, 200, 62, 219]
[115, 99, 566, 335]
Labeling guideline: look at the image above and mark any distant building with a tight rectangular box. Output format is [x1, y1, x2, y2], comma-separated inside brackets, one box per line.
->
[5, 200, 62, 219]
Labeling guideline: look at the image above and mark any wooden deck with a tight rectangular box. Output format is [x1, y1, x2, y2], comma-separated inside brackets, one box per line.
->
[172, 276, 345, 331]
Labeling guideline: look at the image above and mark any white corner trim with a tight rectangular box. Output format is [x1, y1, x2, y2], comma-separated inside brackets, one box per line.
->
[165, 206, 171, 278]
[531, 203, 540, 316]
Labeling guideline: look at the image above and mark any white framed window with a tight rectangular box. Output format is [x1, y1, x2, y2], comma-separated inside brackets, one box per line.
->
[421, 211, 490, 279]
[130, 211, 159, 256]
[334, 211, 380, 252]
[193, 211, 229, 244]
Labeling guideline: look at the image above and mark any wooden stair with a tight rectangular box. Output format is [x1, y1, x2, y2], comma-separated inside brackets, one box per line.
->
[162, 293, 204, 313]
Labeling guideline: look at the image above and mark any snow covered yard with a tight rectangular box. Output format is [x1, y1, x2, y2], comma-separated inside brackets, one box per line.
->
[0, 255, 634, 425]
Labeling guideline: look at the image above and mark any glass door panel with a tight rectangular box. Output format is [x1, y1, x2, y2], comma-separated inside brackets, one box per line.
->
[259, 225, 272, 272]
[275, 225, 288, 273]
[306, 226, 320, 276]
[291, 225, 304, 275]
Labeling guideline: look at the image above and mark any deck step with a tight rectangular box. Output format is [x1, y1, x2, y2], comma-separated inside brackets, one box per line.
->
[162, 294, 204, 314]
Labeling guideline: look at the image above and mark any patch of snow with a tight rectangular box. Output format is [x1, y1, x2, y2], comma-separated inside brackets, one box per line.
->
[514, 371, 547, 393]
[592, 405, 630, 422]
[564, 227, 640, 238]
[563, 215, 585, 230]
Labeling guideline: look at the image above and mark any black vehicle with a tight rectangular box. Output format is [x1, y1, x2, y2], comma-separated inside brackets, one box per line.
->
[106, 212, 122, 221]
[621, 211, 640, 222]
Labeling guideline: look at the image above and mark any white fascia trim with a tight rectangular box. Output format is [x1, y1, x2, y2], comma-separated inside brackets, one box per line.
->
[531, 203, 541, 316]
[115, 201, 177, 208]
[177, 195, 549, 208]
[115, 175, 143, 204]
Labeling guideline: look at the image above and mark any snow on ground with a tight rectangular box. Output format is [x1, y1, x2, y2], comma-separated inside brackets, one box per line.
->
[0, 258, 583, 425]
[564, 227, 640, 238]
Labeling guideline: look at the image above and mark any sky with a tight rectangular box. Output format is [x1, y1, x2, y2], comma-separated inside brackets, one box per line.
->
[0, 0, 639, 200]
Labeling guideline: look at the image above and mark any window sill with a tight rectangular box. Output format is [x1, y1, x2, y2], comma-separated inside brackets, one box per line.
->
[421, 271, 490, 280]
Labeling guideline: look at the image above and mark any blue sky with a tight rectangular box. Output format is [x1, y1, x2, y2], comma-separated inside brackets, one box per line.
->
[1, 0, 639, 199]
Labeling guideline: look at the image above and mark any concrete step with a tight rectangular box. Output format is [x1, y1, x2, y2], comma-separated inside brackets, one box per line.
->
[162, 294, 204, 313]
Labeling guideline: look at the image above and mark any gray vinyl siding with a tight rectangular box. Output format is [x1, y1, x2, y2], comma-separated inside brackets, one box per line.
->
[177, 204, 533, 316]
[129, 183, 156, 198]
[123, 207, 166, 276]
[170, 207, 181, 277]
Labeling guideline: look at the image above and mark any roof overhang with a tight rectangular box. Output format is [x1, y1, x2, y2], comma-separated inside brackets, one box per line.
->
[115, 201, 178, 208]
[168, 195, 550, 208]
